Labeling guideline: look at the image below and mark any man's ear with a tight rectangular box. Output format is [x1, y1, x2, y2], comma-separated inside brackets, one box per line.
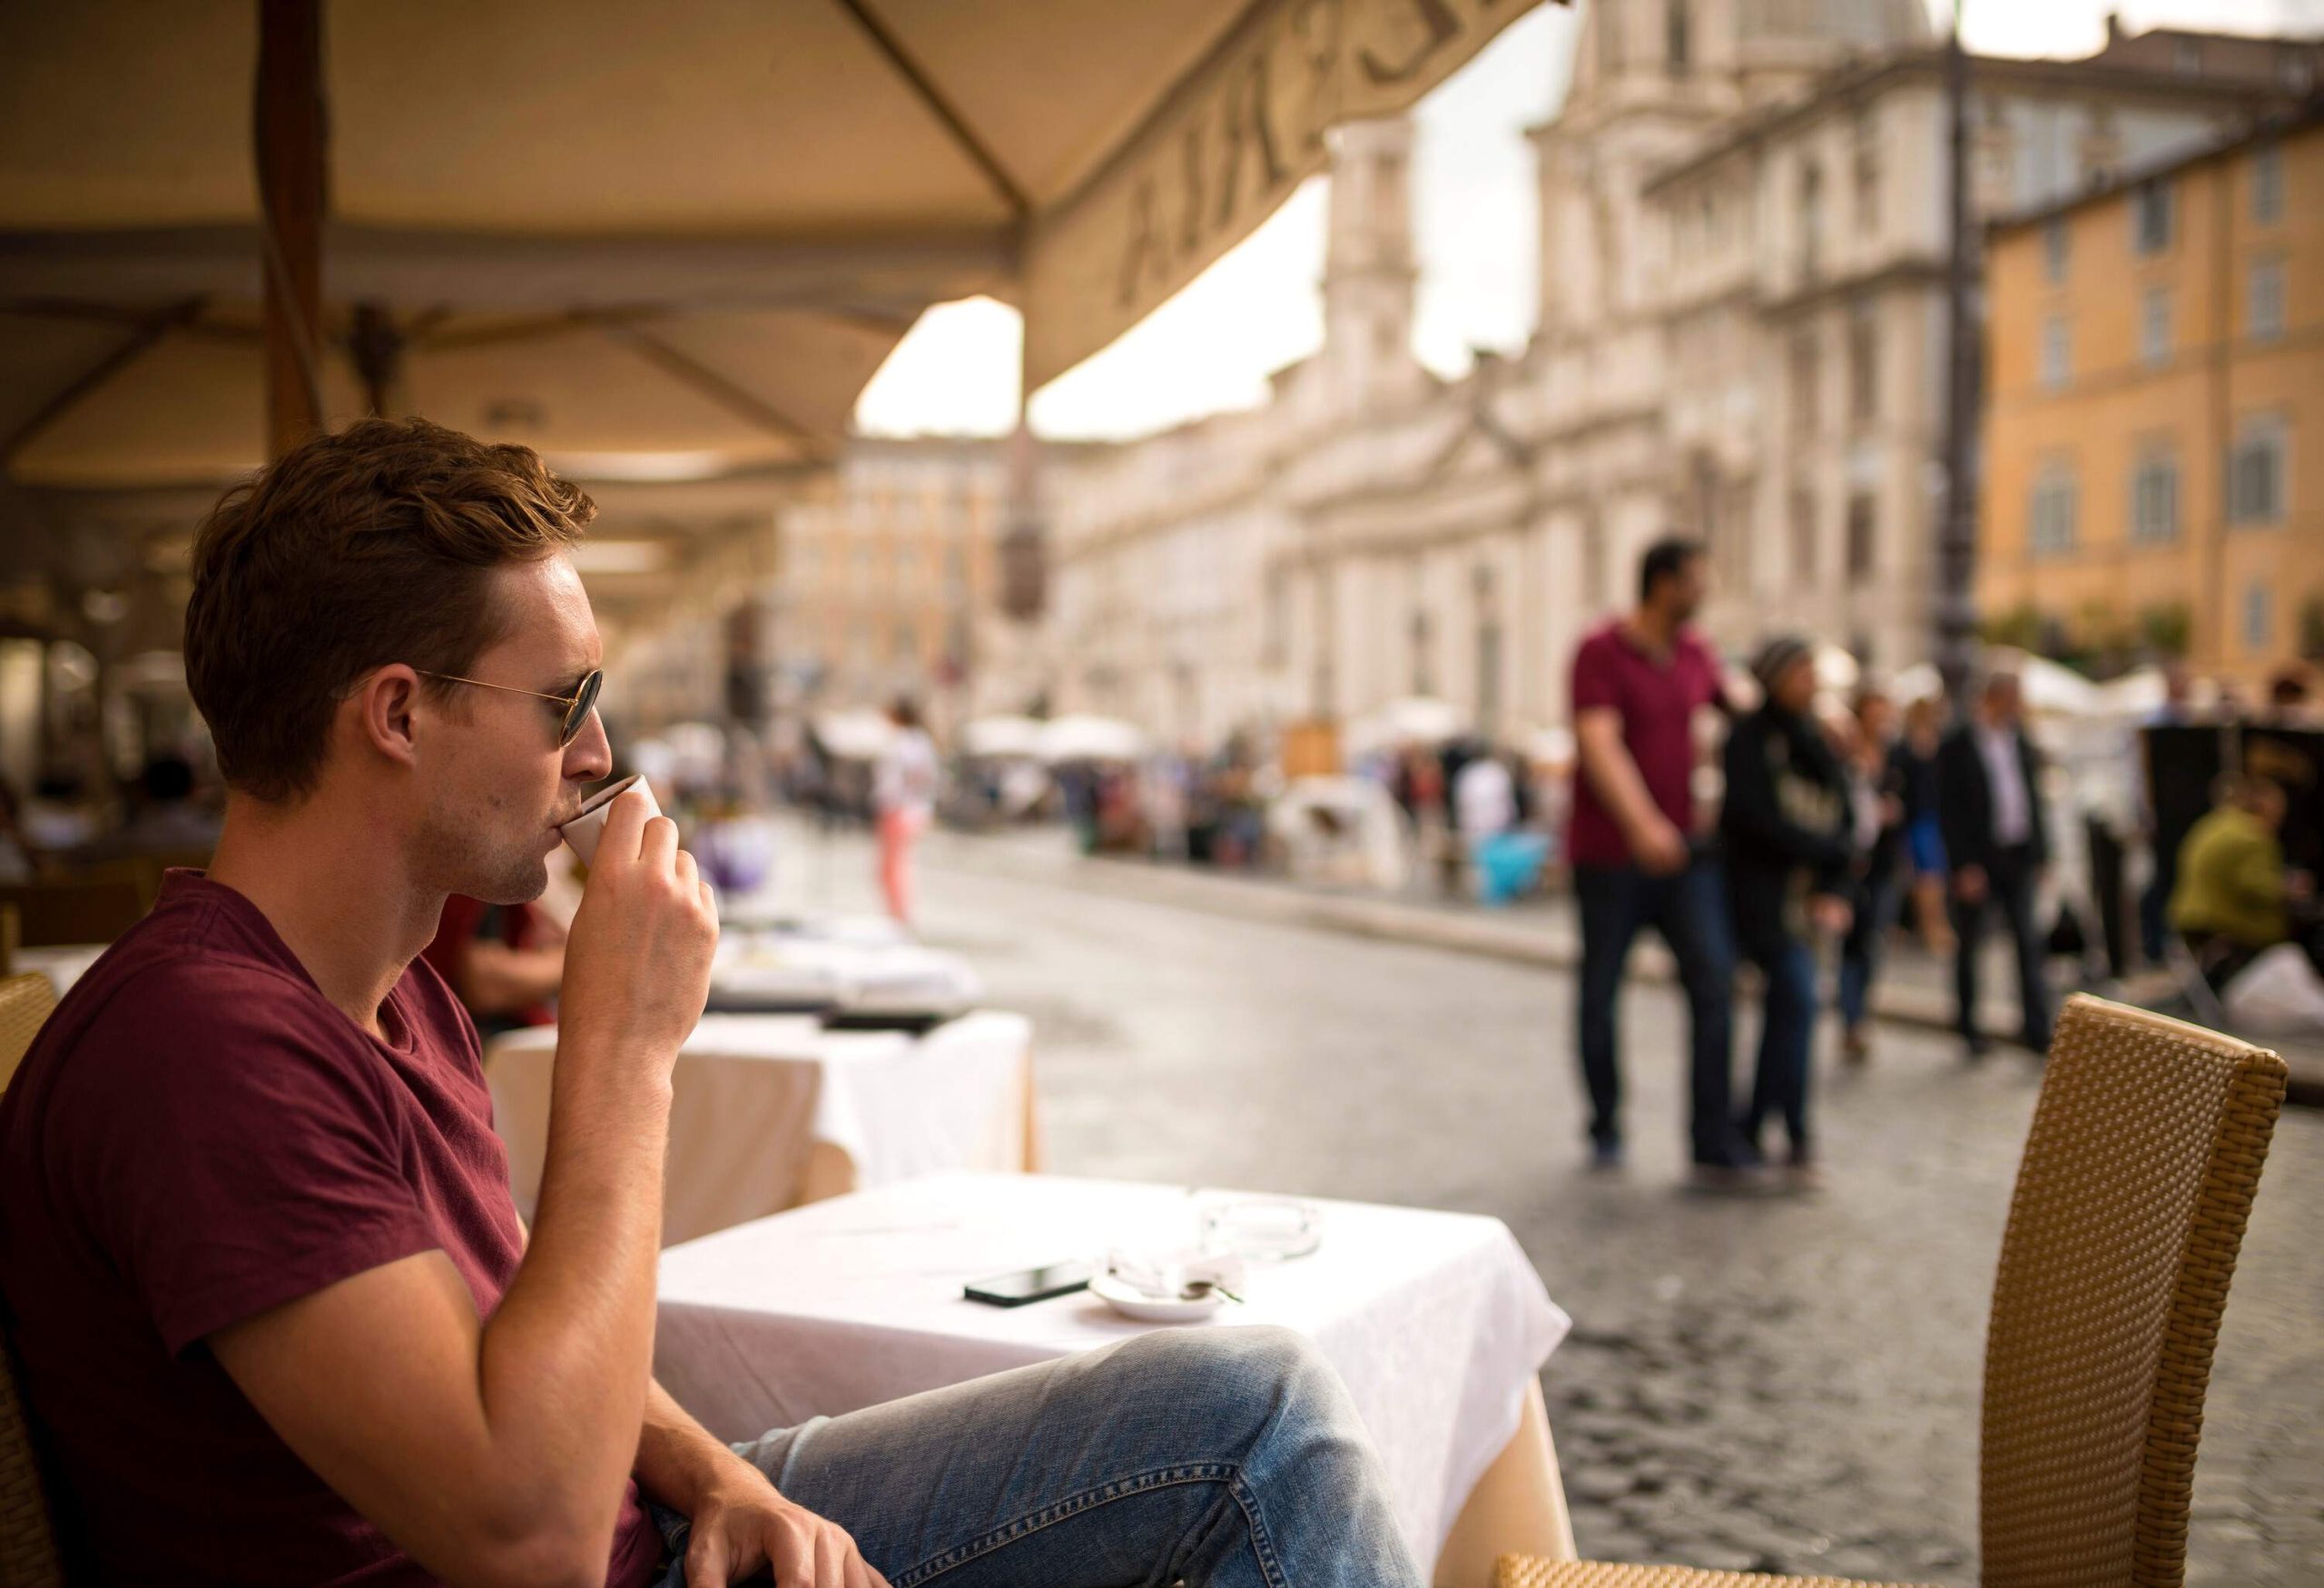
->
[352, 665, 425, 770]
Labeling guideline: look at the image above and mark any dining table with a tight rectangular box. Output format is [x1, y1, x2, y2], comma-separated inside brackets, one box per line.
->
[487, 1011, 1039, 1247]
[652, 1172, 1577, 1585]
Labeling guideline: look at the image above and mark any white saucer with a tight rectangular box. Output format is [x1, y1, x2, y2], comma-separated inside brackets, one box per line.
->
[1088, 1272, 1227, 1324]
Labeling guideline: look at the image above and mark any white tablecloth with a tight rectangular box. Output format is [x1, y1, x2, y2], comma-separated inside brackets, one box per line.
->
[487, 1012, 1036, 1247]
[12, 943, 104, 996]
[654, 1173, 1569, 1569]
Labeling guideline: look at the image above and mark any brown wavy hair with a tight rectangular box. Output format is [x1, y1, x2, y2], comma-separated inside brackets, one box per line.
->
[183, 418, 594, 804]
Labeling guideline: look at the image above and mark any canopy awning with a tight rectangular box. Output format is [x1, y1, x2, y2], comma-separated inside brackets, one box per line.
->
[1, 0, 1554, 489]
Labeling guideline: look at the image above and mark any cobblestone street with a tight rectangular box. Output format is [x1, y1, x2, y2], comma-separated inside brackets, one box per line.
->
[780, 824, 2324, 1585]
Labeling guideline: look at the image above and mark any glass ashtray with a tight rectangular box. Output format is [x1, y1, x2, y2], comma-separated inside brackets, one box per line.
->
[1196, 1197, 1324, 1262]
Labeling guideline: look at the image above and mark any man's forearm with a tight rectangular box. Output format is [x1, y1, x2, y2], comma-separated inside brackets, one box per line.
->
[1578, 731, 1662, 844]
[637, 1379, 766, 1514]
[475, 1049, 674, 1554]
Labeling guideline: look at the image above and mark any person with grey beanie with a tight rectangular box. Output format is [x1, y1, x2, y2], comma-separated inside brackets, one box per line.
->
[1720, 636, 1856, 1188]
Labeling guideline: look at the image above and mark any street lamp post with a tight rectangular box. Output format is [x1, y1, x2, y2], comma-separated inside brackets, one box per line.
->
[1935, 4, 1981, 705]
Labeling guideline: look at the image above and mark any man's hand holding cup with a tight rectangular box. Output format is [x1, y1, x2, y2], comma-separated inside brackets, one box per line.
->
[556, 780, 719, 1087]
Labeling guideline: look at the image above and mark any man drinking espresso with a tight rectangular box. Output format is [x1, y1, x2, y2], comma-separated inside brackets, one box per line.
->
[0, 419, 1419, 1588]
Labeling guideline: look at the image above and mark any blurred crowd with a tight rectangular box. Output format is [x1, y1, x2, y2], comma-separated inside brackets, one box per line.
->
[9, 557, 2318, 1131]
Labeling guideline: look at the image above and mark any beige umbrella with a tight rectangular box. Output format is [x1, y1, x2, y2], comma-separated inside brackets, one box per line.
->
[2, 0, 1556, 488]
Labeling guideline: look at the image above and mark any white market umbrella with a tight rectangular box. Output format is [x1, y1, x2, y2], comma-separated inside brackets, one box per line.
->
[960, 715, 1044, 760]
[1889, 664, 1945, 705]
[1991, 648, 2102, 717]
[1521, 725, 1576, 767]
[1037, 714, 1144, 765]
[813, 707, 896, 762]
[2093, 666, 2168, 719]
[1344, 695, 1465, 755]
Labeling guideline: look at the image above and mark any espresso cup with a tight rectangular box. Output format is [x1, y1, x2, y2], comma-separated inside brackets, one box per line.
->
[559, 774, 662, 867]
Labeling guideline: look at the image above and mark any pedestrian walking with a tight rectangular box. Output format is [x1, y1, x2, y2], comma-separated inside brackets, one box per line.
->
[2136, 663, 2198, 966]
[1720, 637, 1855, 1188]
[1836, 689, 1905, 1062]
[1568, 537, 1755, 1185]
[872, 696, 939, 927]
[1895, 695, 1955, 955]
[1938, 670, 2054, 1059]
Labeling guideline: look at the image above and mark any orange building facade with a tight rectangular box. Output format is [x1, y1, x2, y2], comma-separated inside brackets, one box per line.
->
[1980, 110, 2322, 689]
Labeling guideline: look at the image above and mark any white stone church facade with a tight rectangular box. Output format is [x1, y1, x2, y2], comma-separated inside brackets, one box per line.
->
[1030, 3, 2309, 749]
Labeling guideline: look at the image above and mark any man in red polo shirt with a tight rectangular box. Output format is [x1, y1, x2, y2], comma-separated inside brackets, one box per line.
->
[1568, 537, 1757, 1185]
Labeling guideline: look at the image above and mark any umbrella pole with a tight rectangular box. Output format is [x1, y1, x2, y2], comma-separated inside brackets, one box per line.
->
[256, 0, 327, 459]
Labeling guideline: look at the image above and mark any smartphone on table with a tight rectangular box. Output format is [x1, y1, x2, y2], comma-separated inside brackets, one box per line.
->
[962, 1260, 1093, 1307]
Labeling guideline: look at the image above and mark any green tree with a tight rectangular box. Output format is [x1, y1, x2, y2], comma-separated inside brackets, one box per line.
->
[1980, 601, 2045, 653]
[2139, 601, 2192, 661]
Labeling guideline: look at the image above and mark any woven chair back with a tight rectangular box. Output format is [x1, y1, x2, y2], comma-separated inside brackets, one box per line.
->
[1980, 994, 2287, 1587]
[0, 975, 53, 1097]
[0, 972, 64, 1585]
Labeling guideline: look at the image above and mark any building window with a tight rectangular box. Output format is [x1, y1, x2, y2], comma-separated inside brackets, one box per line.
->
[1667, 0, 1689, 73]
[1581, 518, 1606, 613]
[1799, 163, 1826, 281]
[2040, 316, 2071, 390]
[1790, 488, 1819, 586]
[2244, 582, 2272, 651]
[2141, 287, 2172, 367]
[2174, 38, 2202, 76]
[1790, 333, 1819, 437]
[1845, 493, 1877, 587]
[2132, 449, 2180, 544]
[2228, 416, 2287, 525]
[1409, 608, 1433, 695]
[1263, 568, 1288, 666]
[2249, 259, 2286, 342]
[2030, 465, 2077, 558]
[1847, 304, 1879, 420]
[2043, 217, 2068, 283]
[2253, 143, 2285, 224]
[2132, 181, 2173, 255]
[1853, 114, 1880, 235]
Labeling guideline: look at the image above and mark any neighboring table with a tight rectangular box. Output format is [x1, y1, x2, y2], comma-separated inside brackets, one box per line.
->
[654, 1173, 1575, 1584]
[487, 1011, 1039, 1247]
[11, 943, 104, 996]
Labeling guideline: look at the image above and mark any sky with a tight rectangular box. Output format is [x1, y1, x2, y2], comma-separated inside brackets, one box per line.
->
[852, 0, 2324, 443]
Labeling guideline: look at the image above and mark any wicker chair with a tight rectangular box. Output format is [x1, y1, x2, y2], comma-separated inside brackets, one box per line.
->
[0, 972, 64, 1586]
[1501, 994, 2289, 1588]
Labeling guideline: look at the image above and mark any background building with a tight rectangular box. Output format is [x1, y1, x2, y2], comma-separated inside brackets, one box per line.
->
[1034, 5, 2317, 751]
[771, 437, 1007, 725]
[1981, 106, 2323, 688]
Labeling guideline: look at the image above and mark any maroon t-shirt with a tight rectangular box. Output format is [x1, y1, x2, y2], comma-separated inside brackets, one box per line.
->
[0, 871, 660, 1588]
[1566, 619, 1724, 869]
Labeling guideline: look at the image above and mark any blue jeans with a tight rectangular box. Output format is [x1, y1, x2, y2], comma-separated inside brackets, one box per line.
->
[2140, 837, 2179, 967]
[1837, 867, 1899, 1031]
[1737, 929, 1818, 1160]
[648, 1327, 1423, 1588]
[1573, 858, 1745, 1168]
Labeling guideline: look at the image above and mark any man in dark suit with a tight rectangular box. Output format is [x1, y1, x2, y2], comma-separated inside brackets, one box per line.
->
[1937, 669, 2053, 1058]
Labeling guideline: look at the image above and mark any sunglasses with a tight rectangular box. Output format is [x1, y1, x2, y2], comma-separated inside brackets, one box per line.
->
[418, 667, 603, 747]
